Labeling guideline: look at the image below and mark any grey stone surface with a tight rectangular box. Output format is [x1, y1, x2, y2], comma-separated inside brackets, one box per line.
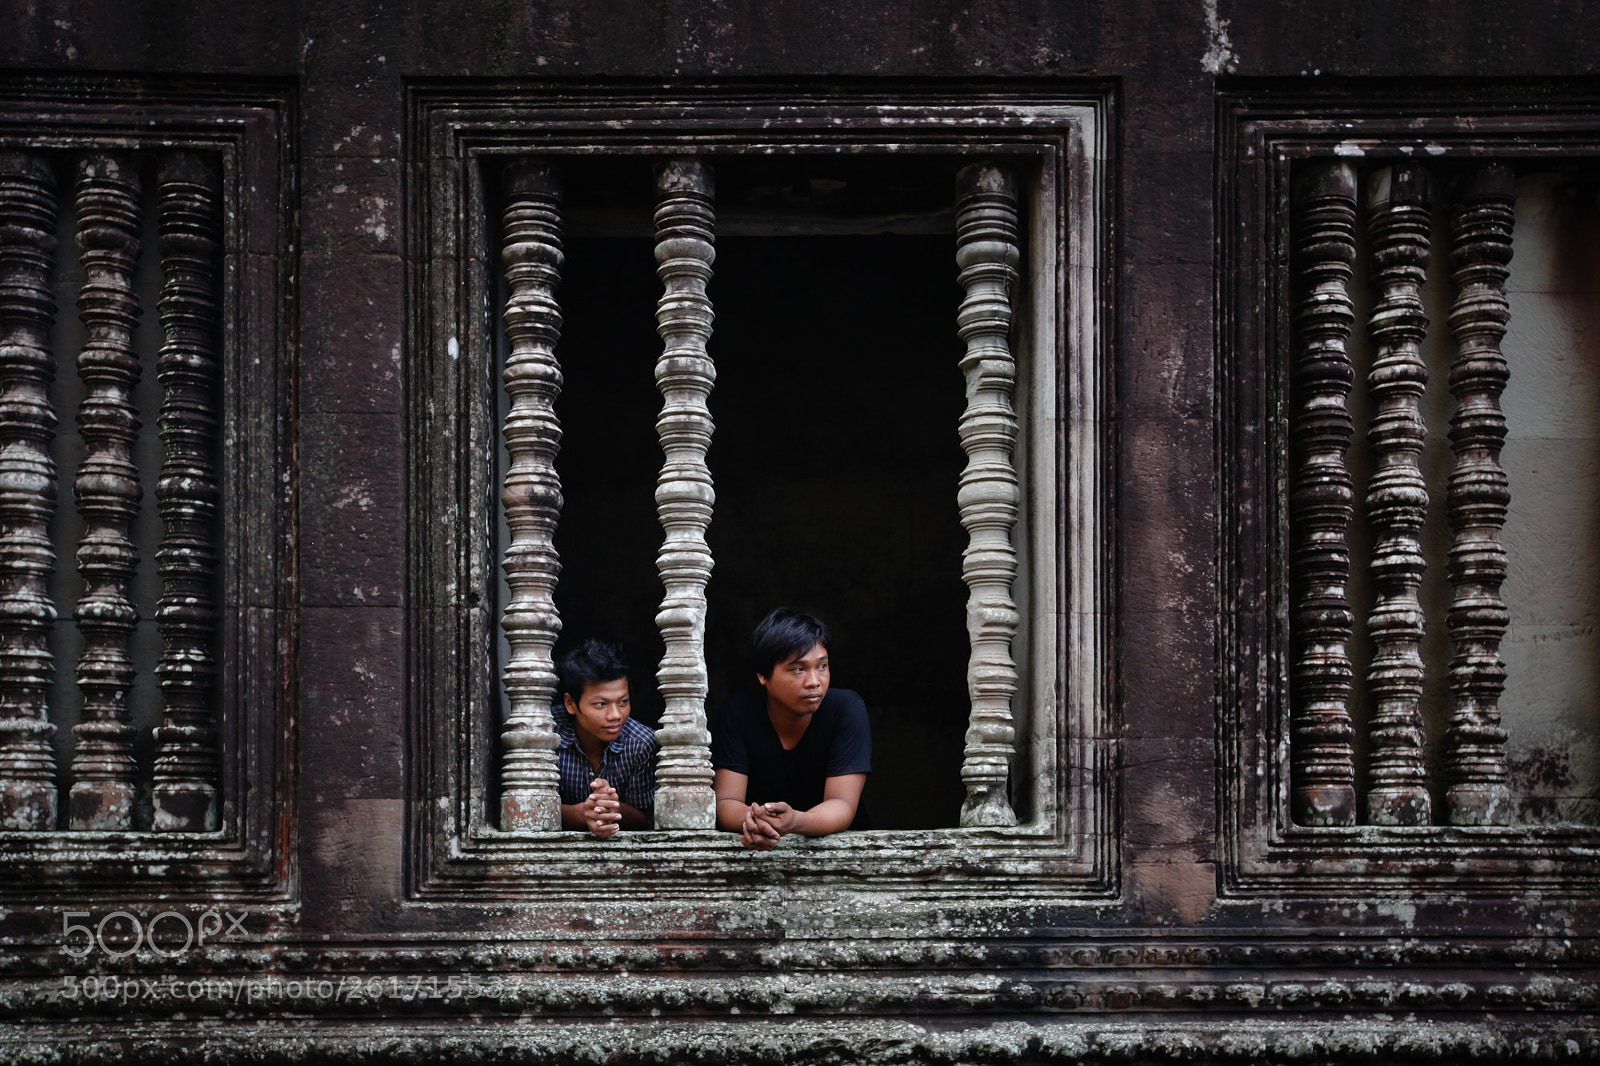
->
[0, 1, 1595, 1059]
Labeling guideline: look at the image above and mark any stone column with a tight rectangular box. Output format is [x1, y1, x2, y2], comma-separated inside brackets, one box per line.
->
[151, 152, 223, 832]
[955, 162, 1021, 829]
[1443, 164, 1515, 827]
[650, 159, 717, 830]
[1362, 165, 1434, 826]
[1288, 161, 1358, 828]
[0, 153, 61, 831]
[68, 152, 144, 831]
[497, 161, 565, 832]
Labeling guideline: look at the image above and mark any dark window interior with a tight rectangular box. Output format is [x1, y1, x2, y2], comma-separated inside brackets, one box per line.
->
[516, 154, 974, 829]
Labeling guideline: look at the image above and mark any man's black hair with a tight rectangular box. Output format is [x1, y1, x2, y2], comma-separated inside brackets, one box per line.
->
[751, 608, 832, 679]
[557, 638, 628, 704]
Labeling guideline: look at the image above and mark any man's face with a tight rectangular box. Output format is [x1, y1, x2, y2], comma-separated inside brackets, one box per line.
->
[759, 642, 830, 719]
[564, 677, 631, 751]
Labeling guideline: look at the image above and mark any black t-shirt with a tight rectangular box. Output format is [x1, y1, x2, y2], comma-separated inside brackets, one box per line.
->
[711, 688, 872, 828]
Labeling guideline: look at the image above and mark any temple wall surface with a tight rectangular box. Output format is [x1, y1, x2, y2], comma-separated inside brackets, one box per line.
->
[0, 1, 1596, 1061]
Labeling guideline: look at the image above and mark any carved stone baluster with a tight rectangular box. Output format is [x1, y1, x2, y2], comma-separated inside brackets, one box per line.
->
[498, 161, 565, 832]
[955, 163, 1020, 829]
[650, 159, 717, 830]
[150, 153, 222, 832]
[1289, 162, 1358, 828]
[0, 154, 61, 830]
[1443, 164, 1515, 827]
[1362, 165, 1434, 826]
[67, 153, 144, 831]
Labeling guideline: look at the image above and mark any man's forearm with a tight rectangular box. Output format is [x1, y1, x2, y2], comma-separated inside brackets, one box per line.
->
[560, 803, 587, 831]
[789, 797, 856, 837]
[617, 801, 651, 830]
[716, 796, 752, 832]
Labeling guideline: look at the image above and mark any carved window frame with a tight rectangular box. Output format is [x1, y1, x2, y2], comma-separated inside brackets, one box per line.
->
[0, 82, 295, 900]
[406, 85, 1113, 901]
[1219, 90, 1600, 896]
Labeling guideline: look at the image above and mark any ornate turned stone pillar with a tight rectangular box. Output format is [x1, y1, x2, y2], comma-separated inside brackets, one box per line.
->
[650, 158, 717, 831]
[1443, 164, 1515, 828]
[1362, 164, 1434, 827]
[0, 153, 61, 831]
[497, 161, 566, 832]
[1288, 161, 1359, 828]
[68, 152, 144, 831]
[150, 152, 223, 832]
[955, 162, 1021, 829]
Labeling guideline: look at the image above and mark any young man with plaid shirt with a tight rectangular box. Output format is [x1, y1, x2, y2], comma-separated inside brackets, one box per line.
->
[551, 639, 659, 837]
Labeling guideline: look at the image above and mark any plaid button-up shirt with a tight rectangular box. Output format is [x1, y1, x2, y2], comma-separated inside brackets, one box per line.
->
[551, 705, 660, 820]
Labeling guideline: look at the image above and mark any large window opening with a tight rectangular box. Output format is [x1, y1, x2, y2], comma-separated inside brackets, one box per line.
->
[532, 154, 979, 830]
[415, 86, 1110, 895]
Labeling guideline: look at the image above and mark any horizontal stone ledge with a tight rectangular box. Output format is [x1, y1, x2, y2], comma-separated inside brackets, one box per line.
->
[0, 933, 1595, 975]
[1, 971, 1593, 1021]
[0, 1019, 1595, 1065]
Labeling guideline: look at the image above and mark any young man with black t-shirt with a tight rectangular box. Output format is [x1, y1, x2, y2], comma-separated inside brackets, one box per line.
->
[711, 609, 871, 849]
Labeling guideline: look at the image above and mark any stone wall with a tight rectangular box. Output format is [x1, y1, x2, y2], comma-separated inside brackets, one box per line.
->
[0, 1, 1595, 1060]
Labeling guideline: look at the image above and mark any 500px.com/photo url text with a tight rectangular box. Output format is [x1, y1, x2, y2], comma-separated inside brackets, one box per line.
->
[60, 974, 515, 1005]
